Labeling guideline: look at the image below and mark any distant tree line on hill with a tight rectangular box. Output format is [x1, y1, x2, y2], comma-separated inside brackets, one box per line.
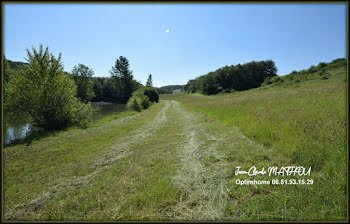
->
[184, 60, 277, 95]
[157, 85, 184, 94]
[260, 58, 346, 87]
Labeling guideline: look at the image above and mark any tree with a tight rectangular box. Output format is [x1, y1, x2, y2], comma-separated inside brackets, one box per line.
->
[4, 44, 97, 131]
[92, 78, 103, 101]
[110, 56, 134, 103]
[71, 64, 95, 102]
[184, 60, 277, 95]
[146, 74, 153, 87]
[3, 55, 11, 83]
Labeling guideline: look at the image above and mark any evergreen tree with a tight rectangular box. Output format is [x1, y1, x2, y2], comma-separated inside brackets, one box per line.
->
[146, 74, 153, 87]
[110, 56, 133, 103]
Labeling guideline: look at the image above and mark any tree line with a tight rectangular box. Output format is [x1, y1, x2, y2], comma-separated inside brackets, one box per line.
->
[184, 60, 277, 95]
[3, 44, 157, 133]
[157, 85, 184, 94]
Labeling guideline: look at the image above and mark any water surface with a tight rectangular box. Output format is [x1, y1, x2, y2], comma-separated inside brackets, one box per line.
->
[3, 102, 125, 146]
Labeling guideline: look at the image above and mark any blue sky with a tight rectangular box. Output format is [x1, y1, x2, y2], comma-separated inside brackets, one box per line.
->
[4, 3, 347, 87]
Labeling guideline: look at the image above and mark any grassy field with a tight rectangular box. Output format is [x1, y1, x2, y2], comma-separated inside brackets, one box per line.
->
[3, 64, 347, 221]
[161, 64, 347, 220]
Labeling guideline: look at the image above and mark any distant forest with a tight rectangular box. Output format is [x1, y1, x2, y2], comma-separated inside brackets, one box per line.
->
[183, 58, 347, 95]
[184, 60, 277, 95]
[158, 85, 184, 94]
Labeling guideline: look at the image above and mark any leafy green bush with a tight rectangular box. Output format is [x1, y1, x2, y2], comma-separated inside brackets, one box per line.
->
[139, 94, 150, 109]
[308, 65, 317, 73]
[126, 91, 151, 111]
[262, 76, 285, 86]
[135, 87, 159, 103]
[269, 76, 284, 84]
[126, 95, 143, 111]
[262, 77, 273, 86]
[4, 45, 97, 131]
[71, 99, 99, 128]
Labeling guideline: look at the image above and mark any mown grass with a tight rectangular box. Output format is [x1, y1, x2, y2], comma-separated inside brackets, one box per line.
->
[3, 64, 347, 221]
[161, 65, 347, 221]
[89, 110, 138, 127]
[39, 107, 184, 220]
[3, 104, 160, 218]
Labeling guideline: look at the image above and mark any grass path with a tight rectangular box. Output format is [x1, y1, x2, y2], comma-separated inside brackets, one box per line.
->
[4, 100, 304, 221]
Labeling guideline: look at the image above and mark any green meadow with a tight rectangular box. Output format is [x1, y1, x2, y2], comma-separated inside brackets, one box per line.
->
[3, 59, 347, 221]
[161, 62, 347, 220]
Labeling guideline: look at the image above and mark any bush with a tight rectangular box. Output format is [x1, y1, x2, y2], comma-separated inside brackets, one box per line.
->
[135, 87, 159, 103]
[126, 95, 143, 111]
[140, 95, 150, 109]
[308, 65, 317, 73]
[262, 77, 273, 86]
[317, 62, 327, 69]
[72, 99, 99, 128]
[4, 45, 97, 131]
[270, 76, 284, 83]
[126, 91, 151, 111]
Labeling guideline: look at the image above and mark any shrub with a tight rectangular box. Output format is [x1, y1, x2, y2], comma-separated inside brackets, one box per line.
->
[140, 94, 150, 109]
[71, 99, 99, 128]
[317, 62, 327, 69]
[4, 45, 97, 131]
[308, 65, 317, 73]
[270, 76, 284, 83]
[262, 77, 272, 86]
[126, 95, 143, 111]
[136, 87, 159, 103]
[126, 91, 151, 111]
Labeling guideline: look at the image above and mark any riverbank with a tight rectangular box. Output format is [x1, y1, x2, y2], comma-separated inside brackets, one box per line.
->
[3, 102, 127, 146]
[90, 101, 116, 106]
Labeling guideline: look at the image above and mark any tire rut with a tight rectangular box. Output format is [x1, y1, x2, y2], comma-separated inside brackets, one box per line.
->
[171, 101, 231, 221]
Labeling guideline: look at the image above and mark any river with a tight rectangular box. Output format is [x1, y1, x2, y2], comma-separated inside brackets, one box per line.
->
[3, 102, 126, 146]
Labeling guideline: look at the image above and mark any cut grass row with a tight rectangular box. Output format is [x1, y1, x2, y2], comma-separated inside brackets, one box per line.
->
[161, 67, 347, 220]
[3, 105, 160, 218]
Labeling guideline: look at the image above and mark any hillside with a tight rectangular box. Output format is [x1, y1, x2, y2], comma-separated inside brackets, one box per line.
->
[261, 58, 346, 87]
[3, 58, 73, 81]
[161, 60, 347, 220]
[183, 58, 346, 95]
[3, 58, 28, 82]
[157, 85, 184, 94]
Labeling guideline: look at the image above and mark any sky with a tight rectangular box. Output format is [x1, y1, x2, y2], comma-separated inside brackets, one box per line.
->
[3, 3, 347, 87]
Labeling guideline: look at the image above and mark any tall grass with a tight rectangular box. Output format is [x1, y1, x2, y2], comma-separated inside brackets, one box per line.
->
[161, 66, 347, 220]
